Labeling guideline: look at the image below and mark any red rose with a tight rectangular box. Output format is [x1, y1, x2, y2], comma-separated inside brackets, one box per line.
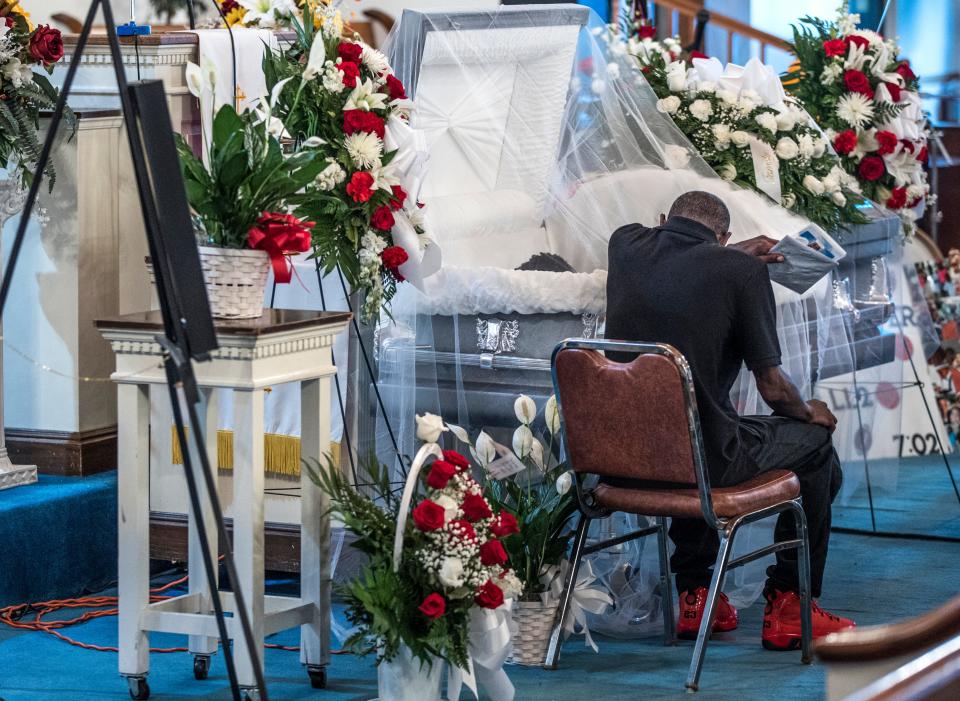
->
[28, 25, 64, 65]
[412, 500, 446, 531]
[883, 81, 902, 103]
[337, 41, 363, 64]
[346, 172, 375, 202]
[442, 450, 470, 471]
[426, 459, 457, 489]
[845, 35, 871, 50]
[833, 129, 858, 156]
[917, 145, 928, 163]
[371, 205, 396, 232]
[418, 593, 446, 620]
[875, 130, 898, 155]
[896, 61, 916, 83]
[858, 156, 886, 181]
[338, 61, 360, 87]
[843, 69, 873, 97]
[389, 185, 408, 211]
[490, 512, 520, 538]
[462, 493, 492, 522]
[384, 74, 406, 101]
[901, 139, 915, 153]
[823, 39, 847, 57]
[479, 540, 508, 567]
[475, 580, 505, 610]
[638, 25, 656, 40]
[381, 245, 408, 271]
[342, 109, 385, 139]
[887, 186, 908, 210]
[449, 519, 477, 541]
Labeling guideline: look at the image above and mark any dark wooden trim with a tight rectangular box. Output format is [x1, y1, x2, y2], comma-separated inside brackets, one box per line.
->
[6, 425, 117, 476]
[97, 309, 352, 337]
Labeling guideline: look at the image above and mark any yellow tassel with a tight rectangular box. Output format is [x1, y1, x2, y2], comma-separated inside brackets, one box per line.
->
[171, 427, 331, 477]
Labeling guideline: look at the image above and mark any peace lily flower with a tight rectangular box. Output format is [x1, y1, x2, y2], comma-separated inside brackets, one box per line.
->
[416, 413, 447, 443]
[302, 35, 326, 82]
[185, 61, 204, 99]
[556, 471, 573, 495]
[345, 78, 388, 112]
[545, 395, 560, 435]
[473, 431, 497, 468]
[512, 424, 534, 459]
[514, 395, 536, 425]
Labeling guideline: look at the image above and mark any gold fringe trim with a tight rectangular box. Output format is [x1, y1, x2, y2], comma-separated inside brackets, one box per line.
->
[171, 427, 314, 477]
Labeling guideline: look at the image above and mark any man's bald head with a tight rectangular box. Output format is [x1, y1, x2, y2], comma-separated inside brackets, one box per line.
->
[668, 191, 731, 238]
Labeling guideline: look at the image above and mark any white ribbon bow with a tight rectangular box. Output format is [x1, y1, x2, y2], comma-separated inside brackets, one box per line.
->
[447, 603, 516, 701]
[541, 560, 613, 653]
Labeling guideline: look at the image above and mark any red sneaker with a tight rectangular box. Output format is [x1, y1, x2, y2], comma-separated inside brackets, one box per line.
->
[762, 589, 855, 651]
[676, 588, 739, 639]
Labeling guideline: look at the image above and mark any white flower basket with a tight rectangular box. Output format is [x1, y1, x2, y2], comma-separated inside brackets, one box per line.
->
[147, 246, 270, 320]
[507, 599, 559, 666]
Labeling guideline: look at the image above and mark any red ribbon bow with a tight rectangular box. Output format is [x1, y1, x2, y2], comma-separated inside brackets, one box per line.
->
[247, 212, 314, 284]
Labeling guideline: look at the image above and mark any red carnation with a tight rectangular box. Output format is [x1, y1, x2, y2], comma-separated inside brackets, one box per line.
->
[843, 69, 873, 97]
[479, 540, 508, 567]
[475, 580, 505, 610]
[845, 35, 871, 50]
[343, 109, 385, 139]
[418, 593, 446, 620]
[389, 185, 408, 211]
[384, 74, 406, 101]
[337, 41, 363, 64]
[689, 50, 709, 60]
[426, 459, 457, 489]
[381, 245, 408, 271]
[346, 172, 375, 202]
[883, 81, 902, 103]
[442, 450, 470, 471]
[638, 25, 656, 40]
[875, 130, 899, 155]
[371, 205, 396, 232]
[887, 186, 908, 210]
[834, 129, 858, 156]
[28, 25, 64, 65]
[490, 512, 520, 538]
[338, 61, 361, 88]
[917, 145, 928, 163]
[450, 519, 477, 541]
[412, 500, 446, 531]
[858, 156, 886, 182]
[823, 38, 846, 57]
[462, 493, 493, 522]
[896, 61, 916, 83]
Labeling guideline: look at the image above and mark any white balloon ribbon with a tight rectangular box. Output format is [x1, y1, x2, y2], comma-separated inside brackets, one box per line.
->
[541, 560, 613, 653]
[447, 603, 516, 701]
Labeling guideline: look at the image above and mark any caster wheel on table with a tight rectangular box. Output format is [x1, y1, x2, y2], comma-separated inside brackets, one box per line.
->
[126, 676, 150, 700]
[193, 655, 211, 680]
[307, 665, 327, 689]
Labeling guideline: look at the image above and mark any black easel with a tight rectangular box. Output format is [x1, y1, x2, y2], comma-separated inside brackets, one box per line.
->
[0, 3, 268, 700]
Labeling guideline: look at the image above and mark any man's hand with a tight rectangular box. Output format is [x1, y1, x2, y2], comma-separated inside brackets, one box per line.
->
[806, 399, 838, 433]
[727, 235, 784, 264]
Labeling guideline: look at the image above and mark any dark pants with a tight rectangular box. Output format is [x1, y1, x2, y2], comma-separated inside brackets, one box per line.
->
[670, 416, 843, 598]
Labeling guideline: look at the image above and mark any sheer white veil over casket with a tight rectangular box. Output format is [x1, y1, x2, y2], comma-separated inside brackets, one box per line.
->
[379, 5, 857, 635]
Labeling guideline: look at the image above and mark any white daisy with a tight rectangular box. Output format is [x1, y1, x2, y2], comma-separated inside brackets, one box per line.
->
[837, 92, 875, 129]
[345, 132, 383, 169]
[345, 78, 388, 112]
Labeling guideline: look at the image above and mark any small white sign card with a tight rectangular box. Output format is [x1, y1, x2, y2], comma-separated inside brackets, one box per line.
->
[768, 226, 846, 295]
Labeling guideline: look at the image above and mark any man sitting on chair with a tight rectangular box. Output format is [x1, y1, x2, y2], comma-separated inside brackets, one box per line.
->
[605, 191, 855, 650]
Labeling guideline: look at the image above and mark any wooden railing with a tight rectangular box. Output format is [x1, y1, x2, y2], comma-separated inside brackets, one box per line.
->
[633, 0, 792, 64]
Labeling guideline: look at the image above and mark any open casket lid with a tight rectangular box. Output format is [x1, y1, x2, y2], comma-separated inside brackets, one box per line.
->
[390, 5, 589, 270]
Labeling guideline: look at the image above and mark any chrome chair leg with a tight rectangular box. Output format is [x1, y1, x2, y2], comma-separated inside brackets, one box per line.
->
[656, 517, 675, 646]
[791, 500, 814, 664]
[685, 532, 733, 692]
[544, 514, 591, 670]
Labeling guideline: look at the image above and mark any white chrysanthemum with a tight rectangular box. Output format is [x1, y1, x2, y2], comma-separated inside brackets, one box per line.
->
[837, 92, 875, 129]
[345, 79, 388, 112]
[689, 99, 713, 122]
[345, 132, 383, 169]
[717, 89, 738, 106]
[360, 44, 390, 76]
[656, 95, 681, 114]
[798, 133, 816, 158]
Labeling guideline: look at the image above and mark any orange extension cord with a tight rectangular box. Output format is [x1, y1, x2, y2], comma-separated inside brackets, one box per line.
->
[0, 572, 303, 653]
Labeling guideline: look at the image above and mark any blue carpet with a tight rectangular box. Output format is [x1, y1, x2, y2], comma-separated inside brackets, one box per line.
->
[2, 529, 958, 701]
[0, 473, 117, 607]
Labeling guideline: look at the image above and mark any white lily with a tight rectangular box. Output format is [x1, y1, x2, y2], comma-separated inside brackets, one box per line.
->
[201, 57, 218, 94]
[556, 471, 573, 495]
[301, 136, 326, 148]
[473, 431, 497, 468]
[185, 61, 204, 99]
[545, 395, 561, 435]
[345, 78, 388, 112]
[514, 395, 537, 425]
[269, 76, 293, 110]
[445, 423, 472, 446]
[302, 36, 327, 81]
[512, 425, 534, 459]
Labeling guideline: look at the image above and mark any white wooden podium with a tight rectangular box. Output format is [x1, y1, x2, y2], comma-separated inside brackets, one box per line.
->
[97, 309, 350, 700]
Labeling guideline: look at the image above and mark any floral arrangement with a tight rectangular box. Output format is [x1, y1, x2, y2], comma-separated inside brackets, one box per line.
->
[787, 5, 931, 235]
[177, 70, 324, 281]
[218, 0, 331, 31]
[260, 3, 428, 320]
[311, 443, 519, 668]
[622, 24, 866, 232]
[0, 2, 69, 189]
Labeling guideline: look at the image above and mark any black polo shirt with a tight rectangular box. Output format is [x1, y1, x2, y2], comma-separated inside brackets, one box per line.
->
[605, 216, 781, 478]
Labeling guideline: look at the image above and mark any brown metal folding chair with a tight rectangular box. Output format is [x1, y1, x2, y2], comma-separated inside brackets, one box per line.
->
[544, 339, 813, 691]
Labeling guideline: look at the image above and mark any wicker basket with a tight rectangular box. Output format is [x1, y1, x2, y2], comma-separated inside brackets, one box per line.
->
[147, 246, 270, 319]
[507, 599, 559, 666]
